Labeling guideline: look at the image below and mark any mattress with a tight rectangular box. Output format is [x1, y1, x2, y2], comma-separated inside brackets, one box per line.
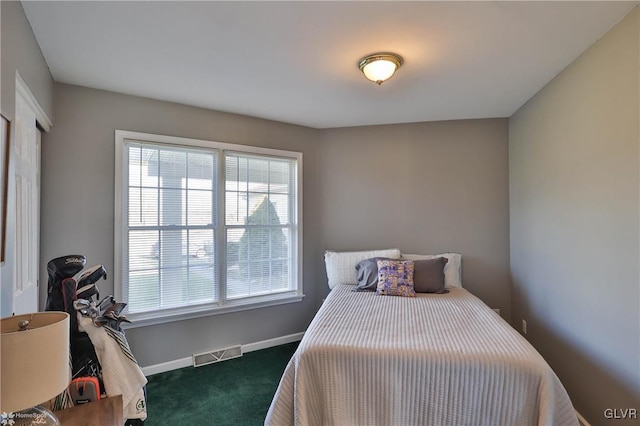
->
[265, 285, 578, 426]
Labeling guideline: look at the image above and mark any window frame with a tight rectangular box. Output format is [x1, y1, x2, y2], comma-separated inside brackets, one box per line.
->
[114, 130, 303, 328]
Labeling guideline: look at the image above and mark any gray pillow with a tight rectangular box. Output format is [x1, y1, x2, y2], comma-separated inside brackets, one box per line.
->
[354, 257, 395, 291]
[413, 257, 449, 294]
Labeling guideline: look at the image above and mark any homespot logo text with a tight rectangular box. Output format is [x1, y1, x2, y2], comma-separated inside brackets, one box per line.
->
[1, 411, 49, 425]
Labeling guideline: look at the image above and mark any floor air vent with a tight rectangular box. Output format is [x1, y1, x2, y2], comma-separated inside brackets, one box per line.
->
[192, 345, 242, 367]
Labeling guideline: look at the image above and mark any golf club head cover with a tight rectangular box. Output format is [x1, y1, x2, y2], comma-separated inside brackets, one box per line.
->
[76, 264, 106, 302]
[76, 283, 99, 302]
[77, 264, 107, 286]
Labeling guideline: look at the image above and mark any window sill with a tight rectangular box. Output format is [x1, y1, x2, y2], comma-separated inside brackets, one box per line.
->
[120, 293, 305, 329]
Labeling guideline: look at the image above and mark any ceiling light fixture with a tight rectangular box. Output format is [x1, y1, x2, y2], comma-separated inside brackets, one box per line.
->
[358, 52, 404, 85]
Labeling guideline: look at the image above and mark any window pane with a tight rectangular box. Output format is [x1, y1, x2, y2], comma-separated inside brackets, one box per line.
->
[188, 229, 215, 259]
[187, 152, 214, 190]
[128, 187, 141, 227]
[187, 189, 212, 226]
[158, 230, 182, 308]
[128, 146, 160, 188]
[225, 191, 246, 226]
[226, 226, 291, 299]
[129, 187, 158, 227]
[128, 230, 160, 313]
[129, 230, 159, 271]
[271, 227, 290, 260]
[248, 194, 269, 225]
[187, 263, 216, 303]
[143, 148, 159, 187]
[225, 155, 248, 192]
[270, 259, 289, 291]
[128, 271, 160, 313]
[269, 159, 290, 194]
[128, 145, 142, 185]
[246, 226, 270, 261]
[269, 194, 289, 225]
[159, 188, 186, 226]
[247, 158, 268, 192]
[159, 150, 186, 189]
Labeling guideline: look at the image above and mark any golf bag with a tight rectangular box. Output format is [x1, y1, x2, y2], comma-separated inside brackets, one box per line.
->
[45, 255, 146, 425]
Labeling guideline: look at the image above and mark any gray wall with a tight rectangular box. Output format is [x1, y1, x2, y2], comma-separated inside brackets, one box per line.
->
[1, 1, 53, 120]
[43, 83, 512, 366]
[0, 1, 53, 317]
[41, 83, 323, 366]
[319, 119, 511, 318]
[509, 7, 640, 424]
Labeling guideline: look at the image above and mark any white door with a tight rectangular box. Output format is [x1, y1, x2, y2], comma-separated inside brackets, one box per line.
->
[12, 90, 40, 315]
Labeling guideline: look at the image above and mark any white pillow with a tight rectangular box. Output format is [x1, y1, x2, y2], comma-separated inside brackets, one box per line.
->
[325, 248, 401, 289]
[402, 253, 462, 288]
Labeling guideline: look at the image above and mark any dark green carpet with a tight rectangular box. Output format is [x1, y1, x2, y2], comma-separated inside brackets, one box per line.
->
[145, 342, 298, 426]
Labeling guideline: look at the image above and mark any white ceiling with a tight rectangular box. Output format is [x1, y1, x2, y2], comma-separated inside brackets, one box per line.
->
[22, 1, 637, 129]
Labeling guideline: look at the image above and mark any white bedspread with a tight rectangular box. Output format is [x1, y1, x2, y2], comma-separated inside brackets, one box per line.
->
[265, 285, 578, 426]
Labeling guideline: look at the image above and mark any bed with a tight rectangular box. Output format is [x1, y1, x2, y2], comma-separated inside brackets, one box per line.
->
[265, 277, 578, 425]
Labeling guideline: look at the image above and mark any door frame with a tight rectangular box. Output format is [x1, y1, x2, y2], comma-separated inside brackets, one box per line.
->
[0, 72, 51, 317]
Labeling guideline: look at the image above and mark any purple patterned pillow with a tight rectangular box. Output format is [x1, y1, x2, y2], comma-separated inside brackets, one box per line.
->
[376, 259, 416, 297]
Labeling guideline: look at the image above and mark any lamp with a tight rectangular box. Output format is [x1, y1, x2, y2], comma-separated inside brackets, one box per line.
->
[358, 52, 404, 85]
[1, 312, 70, 426]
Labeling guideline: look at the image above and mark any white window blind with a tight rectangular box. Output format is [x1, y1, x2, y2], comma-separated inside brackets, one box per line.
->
[115, 131, 302, 325]
[225, 153, 297, 299]
[125, 142, 218, 313]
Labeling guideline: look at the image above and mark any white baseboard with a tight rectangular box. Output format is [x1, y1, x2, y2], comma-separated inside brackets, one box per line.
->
[242, 332, 304, 353]
[577, 411, 592, 426]
[141, 331, 304, 376]
[142, 356, 192, 376]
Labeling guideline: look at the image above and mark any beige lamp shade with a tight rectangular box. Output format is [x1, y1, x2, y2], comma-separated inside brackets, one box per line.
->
[1, 312, 70, 413]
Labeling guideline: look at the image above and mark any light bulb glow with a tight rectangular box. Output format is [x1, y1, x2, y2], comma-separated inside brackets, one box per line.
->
[362, 60, 397, 84]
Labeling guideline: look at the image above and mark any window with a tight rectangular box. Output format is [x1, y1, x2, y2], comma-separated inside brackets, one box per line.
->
[115, 131, 302, 326]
